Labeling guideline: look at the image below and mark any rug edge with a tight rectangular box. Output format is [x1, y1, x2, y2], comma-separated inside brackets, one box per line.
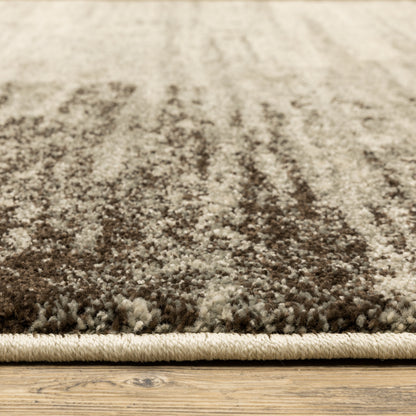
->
[1, 332, 416, 362]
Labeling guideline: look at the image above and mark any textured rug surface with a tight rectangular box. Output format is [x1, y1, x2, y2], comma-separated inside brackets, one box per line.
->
[1, 1, 416, 361]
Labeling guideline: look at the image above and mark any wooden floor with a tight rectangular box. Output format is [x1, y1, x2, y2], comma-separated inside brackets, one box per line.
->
[1, 361, 416, 415]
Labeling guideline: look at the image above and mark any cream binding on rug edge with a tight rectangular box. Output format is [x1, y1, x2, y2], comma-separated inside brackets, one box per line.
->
[1, 333, 416, 362]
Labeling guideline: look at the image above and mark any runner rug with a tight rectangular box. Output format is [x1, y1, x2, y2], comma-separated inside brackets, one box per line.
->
[1, 1, 416, 361]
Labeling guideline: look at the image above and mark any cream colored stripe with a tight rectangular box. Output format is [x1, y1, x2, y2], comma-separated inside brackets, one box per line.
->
[1, 333, 416, 362]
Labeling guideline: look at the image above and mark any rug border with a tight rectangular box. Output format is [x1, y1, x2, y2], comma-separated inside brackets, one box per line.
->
[1, 332, 416, 361]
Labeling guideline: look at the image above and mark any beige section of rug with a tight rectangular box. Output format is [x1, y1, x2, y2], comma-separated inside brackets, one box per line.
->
[1, 1, 416, 360]
[3, 333, 416, 362]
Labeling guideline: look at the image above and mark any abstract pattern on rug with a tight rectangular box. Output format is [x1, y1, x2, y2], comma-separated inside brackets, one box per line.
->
[0, 1, 416, 340]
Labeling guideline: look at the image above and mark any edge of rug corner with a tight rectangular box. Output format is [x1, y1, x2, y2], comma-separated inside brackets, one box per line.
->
[1, 332, 416, 362]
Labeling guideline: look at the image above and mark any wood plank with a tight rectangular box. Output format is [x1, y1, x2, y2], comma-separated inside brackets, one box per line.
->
[1, 362, 416, 415]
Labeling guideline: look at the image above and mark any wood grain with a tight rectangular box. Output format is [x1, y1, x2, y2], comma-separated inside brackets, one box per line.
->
[1, 362, 416, 415]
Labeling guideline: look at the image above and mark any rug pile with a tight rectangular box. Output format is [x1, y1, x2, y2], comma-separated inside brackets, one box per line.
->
[1, 1, 416, 361]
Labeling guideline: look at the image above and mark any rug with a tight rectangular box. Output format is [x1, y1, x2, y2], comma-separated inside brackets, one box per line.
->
[1, 1, 416, 362]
